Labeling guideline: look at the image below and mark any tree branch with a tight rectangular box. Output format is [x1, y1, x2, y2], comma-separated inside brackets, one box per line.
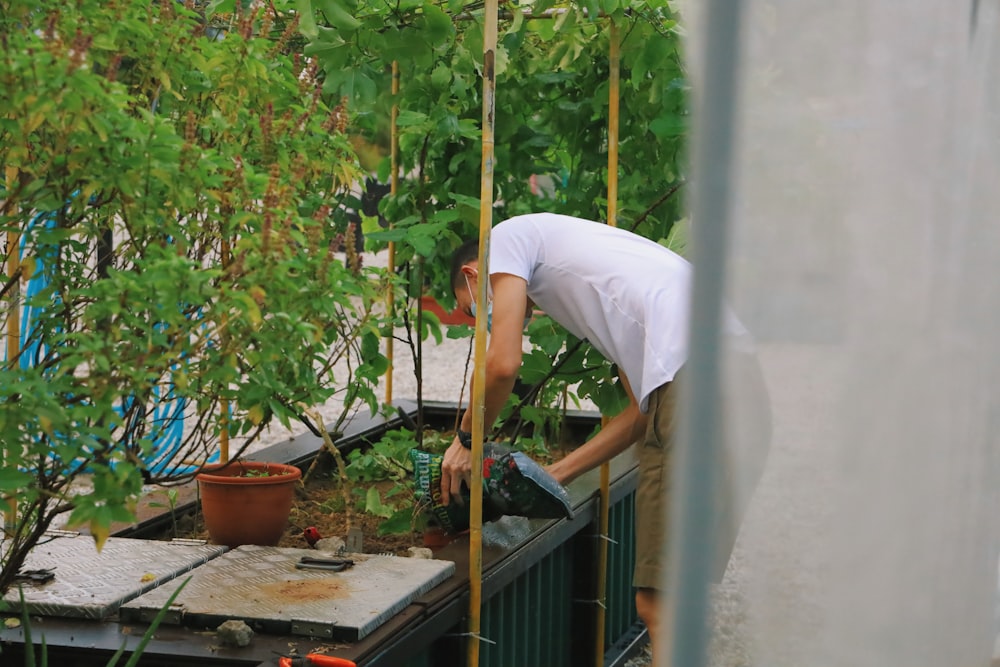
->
[629, 180, 685, 233]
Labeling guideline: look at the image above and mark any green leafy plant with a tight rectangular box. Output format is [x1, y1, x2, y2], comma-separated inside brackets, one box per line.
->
[0, 0, 393, 594]
[240, 467, 291, 478]
[342, 427, 452, 534]
[147, 488, 180, 539]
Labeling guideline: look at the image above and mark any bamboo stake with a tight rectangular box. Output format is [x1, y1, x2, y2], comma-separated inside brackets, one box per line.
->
[4, 167, 20, 528]
[4, 168, 20, 373]
[219, 236, 231, 463]
[385, 60, 400, 404]
[468, 1, 498, 664]
[607, 22, 620, 228]
[4, 241, 19, 370]
[595, 20, 621, 666]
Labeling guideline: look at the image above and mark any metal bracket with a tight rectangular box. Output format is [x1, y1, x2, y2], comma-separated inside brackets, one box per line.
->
[14, 568, 56, 585]
[295, 557, 355, 572]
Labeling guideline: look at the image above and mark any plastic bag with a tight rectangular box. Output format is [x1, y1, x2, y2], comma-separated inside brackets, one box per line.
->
[410, 443, 574, 534]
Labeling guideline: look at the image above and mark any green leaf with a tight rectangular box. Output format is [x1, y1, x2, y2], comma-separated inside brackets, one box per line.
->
[303, 29, 348, 66]
[395, 109, 430, 128]
[430, 64, 452, 90]
[446, 324, 474, 339]
[365, 228, 409, 243]
[296, 0, 319, 38]
[601, 0, 620, 14]
[360, 213, 382, 237]
[364, 486, 394, 518]
[649, 113, 687, 139]
[323, 68, 376, 104]
[553, 7, 577, 33]
[0, 468, 31, 492]
[315, 0, 361, 32]
[120, 576, 192, 667]
[19, 587, 35, 667]
[421, 3, 454, 45]
[449, 192, 481, 209]
[377, 507, 414, 535]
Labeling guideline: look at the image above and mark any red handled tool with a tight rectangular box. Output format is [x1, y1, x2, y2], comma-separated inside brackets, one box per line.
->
[277, 654, 356, 667]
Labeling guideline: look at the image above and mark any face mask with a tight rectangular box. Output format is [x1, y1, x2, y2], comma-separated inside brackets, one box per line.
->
[470, 298, 493, 332]
[465, 273, 530, 332]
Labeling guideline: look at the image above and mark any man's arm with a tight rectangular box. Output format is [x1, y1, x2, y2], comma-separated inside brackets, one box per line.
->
[546, 371, 647, 486]
[440, 273, 528, 506]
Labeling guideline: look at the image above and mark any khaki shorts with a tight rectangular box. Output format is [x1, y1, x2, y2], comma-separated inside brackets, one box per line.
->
[632, 354, 772, 590]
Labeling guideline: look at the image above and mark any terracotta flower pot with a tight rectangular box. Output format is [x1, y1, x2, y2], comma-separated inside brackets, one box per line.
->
[196, 460, 302, 548]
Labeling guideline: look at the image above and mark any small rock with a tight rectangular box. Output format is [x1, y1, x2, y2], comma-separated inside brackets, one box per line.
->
[407, 547, 434, 559]
[314, 536, 345, 553]
[216, 619, 254, 648]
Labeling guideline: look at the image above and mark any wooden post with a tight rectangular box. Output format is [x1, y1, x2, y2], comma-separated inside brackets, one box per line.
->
[468, 1, 499, 664]
[219, 236, 231, 463]
[4, 166, 21, 528]
[385, 60, 400, 404]
[596, 19, 621, 666]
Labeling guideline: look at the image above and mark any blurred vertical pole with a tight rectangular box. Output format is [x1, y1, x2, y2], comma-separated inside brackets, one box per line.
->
[468, 0, 498, 665]
[668, 0, 743, 665]
[595, 18, 621, 667]
[4, 166, 21, 528]
[385, 60, 400, 405]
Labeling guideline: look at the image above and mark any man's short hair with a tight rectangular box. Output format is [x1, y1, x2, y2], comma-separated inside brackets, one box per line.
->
[449, 238, 480, 292]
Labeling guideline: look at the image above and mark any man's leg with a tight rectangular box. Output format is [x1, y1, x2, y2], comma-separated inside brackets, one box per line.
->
[636, 587, 672, 664]
[634, 379, 680, 666]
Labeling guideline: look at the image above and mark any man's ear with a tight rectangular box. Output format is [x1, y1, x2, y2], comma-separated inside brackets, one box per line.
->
[460, 263, 478, 279]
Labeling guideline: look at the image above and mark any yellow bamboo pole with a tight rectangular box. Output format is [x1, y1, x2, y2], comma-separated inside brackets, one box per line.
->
[4, 166, 21, 527]
[385, 60, 400, 405]
[219, 237, 231, 463]
[596, 20, 621, 666]
[468, 1, 498, 664]
[4, 173, 20, 371]
[4, 235, 19, 369]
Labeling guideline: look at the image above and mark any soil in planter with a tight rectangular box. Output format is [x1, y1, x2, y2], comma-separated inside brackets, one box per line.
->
[161, 475, 423, 555]
[155, 428, 581, 554]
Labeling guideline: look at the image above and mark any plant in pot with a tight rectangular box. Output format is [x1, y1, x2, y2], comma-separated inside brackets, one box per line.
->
[195, 460, 303, 549]
[0, 0, 394, 592]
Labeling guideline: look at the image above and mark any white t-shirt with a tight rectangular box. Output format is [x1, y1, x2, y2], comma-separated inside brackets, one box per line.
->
[490, 213, 744, 412]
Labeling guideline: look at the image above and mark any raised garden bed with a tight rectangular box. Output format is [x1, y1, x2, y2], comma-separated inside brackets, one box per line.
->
[0, 400, 647, 667]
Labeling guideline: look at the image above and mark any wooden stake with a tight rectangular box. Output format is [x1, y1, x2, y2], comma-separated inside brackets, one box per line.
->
[596, 20, 621, 666]
[468, 1, 498, 664]
[4, 166, 21, 529]
[219, 236, 231, 463]
[385, 60, 400, 405]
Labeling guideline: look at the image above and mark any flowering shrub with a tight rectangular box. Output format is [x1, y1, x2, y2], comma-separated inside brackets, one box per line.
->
[0, 0, 393, 593]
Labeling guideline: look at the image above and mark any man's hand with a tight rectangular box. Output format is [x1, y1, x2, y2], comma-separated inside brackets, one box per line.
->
[440, 437, 472, 506]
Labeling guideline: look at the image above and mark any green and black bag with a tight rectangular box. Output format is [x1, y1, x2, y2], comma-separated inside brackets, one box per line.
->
[410, 443, 574, 534]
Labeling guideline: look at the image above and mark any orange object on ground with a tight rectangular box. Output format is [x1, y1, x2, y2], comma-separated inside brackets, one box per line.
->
[278, 654, 357, 667]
